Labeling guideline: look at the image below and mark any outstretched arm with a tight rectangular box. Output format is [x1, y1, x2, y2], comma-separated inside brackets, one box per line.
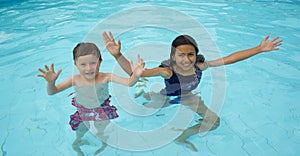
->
[204, 35, 283, 68]
[102, 31, 133, 75]
[37, 64, 72, 95]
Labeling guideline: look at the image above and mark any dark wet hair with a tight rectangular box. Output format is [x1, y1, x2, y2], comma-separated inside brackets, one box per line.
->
[161, 35, 205, 67]
[73, 42, 102, 62]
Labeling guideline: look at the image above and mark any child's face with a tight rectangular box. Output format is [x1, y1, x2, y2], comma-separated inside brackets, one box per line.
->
[172, 44, 196, 72]
[75, 54, 100, 80]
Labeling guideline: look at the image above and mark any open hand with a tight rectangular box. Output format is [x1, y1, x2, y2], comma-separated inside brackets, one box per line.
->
[259, 35, 283, 52]
[130, 54, 145, 77]
[102, 31, 121, 57]
[37, 64, 62, 82]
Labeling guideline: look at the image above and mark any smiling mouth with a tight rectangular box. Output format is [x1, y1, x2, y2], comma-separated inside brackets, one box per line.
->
[182, 63, 191, 67]
[85, 72, 94, 75]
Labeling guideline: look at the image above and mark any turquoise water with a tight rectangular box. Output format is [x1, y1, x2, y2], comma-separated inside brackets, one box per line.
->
[1, 0, 299, 156]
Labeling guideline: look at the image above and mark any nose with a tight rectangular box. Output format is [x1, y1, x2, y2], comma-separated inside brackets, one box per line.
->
[86, 64, 91, 70]
[183, 55, 190, 62]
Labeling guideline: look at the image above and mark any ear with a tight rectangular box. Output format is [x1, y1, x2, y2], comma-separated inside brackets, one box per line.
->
[172, 55, 175, 61]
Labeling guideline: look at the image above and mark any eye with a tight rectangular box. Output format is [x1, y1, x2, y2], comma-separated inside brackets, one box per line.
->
[178, 53, 185, 57]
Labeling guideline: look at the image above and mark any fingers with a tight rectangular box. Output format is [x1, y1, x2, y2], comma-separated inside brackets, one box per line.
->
[36, 74, 44, 78]
[263, 35, 270, 42]
[51, 63, 55, 71]
[102, 31, 115, 42]
[266, 36, 282, 44]
[129, 60, 133, 66]
[57, 69, 62, 76]
[137, 54, 143, 63]
[274, 39, 283, 46]
[137, 54, 145, 67]
[38, 64, 57, 73]
[102, 32, 109, 43]
[277, 39, 283, 44]
[137, 54, 141, 62]
[37, 67, 47, 78]
[129, 60, 134, 70]
[263, 35, 283, 50]
[140, 58, 145, 67]
[270, 36, 279, 42]
[102, 31, 114, 43]
[38, 68, 45, 73]
[118, 39, 121, 47]
[270, 37, 282, 50]
[44, 64, 49, 71]
[109, 32, 115, 41]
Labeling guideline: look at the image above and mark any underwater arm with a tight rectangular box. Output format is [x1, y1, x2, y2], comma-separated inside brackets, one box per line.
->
[141, 67, 172, 79]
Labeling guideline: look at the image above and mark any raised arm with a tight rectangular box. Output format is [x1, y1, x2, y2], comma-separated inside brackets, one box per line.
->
[37, 64, 72, 95]
[102, 31, 133, 75]
[203, 35, 283, 68]
[103, 31, 172, 79]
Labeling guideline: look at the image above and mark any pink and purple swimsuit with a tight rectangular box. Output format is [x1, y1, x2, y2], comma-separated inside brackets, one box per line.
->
[69, 95, 119, 131]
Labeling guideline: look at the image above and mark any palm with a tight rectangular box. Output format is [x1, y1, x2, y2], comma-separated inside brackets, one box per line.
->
[131, 55, 145, 77]
[43, 70, 58, 82]
[133, 65, 144, 76]
[106, 40, 120, 55]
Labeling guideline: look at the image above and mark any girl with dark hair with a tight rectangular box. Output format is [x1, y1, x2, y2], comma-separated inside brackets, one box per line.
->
[102, 31, 282, 151]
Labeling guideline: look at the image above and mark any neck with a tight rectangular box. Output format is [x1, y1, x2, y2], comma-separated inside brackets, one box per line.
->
[173, 65, 195, 76]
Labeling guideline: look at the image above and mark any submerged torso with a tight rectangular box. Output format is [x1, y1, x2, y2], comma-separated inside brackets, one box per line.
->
[74, 83, 109, 109]
[160, 65, 202, 96]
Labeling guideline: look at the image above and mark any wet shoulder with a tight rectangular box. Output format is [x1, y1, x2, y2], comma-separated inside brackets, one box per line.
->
[196, 62, 207, 71]
[162, 67, 172, 79]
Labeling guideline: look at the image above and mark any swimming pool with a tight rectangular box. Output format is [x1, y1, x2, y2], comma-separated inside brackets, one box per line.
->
[1, 0, 299, 155]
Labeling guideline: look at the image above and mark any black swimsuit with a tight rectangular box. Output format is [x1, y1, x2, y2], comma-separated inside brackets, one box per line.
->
[160, 65, 202, 97]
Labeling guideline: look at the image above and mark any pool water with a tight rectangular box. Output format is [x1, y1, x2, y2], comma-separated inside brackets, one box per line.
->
[1, 0, 299, 156]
